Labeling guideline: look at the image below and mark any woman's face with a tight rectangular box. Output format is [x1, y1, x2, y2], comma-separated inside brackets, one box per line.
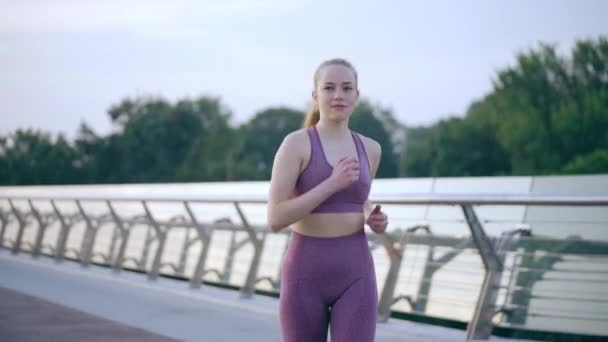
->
[313, 64, 359, 122]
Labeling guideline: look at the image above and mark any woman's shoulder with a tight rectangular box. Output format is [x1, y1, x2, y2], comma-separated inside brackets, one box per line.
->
[282, 127, 310, 145]
[279, 128, 311, 156]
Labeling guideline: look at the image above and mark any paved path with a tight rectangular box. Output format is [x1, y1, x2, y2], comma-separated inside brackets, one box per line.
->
[0, 249, 523, 341]
[0, 286, 179, 342]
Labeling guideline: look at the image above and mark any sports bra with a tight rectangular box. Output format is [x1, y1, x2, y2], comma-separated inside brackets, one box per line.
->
[295, 126, 371, 213]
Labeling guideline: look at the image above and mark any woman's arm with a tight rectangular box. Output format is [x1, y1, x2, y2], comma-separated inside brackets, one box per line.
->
[267, 132, 360, 232]
[363, 136, 382, 221]
[362, 137, 388, 233]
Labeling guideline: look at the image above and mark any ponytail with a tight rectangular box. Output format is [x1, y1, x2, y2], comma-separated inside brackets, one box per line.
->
[303, 103, 320, 128]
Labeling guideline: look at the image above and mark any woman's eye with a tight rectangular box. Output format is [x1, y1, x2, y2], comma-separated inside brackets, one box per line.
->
[344, 87, 353, 91]
[324, 86, 334, 90]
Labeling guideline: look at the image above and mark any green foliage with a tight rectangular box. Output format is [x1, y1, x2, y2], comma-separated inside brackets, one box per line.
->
[402, 36, 608, 177]
[485, 38, 608, 175]
[235, 107, 304, 180]
[562, 149, 608, 174]
[401, 125, 436, 177]
[350, 99, 400, 178]
[103, 96, 232, 183]
[1, 36, 607, 185]
[174, 98, 235, 181]
[431, 117, 511, 177]
[1, 129, 84, 184]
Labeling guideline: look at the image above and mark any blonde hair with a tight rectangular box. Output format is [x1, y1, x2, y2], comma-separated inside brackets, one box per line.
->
[303, 58, 358, 128]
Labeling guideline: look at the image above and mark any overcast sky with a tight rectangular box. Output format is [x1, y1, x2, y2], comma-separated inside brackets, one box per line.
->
[1, 0, 607, 138]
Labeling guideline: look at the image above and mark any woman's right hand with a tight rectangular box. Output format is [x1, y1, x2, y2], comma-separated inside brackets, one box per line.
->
[328, 157, 360, 192]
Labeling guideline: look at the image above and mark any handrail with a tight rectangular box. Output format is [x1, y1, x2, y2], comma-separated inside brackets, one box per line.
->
[1, 191, 607, 340]
[2, 193, 608, 205]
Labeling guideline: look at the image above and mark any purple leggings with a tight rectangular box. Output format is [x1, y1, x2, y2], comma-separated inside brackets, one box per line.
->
[279, 228, 378, 342]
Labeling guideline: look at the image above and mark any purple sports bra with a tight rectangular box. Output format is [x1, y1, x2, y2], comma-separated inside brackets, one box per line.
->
[295, 126, 371, 213]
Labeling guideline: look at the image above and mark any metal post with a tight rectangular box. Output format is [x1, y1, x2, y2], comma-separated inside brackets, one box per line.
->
[76, 200, 96, 267]
[413, 241, 435, 313]
[235, 202, 265, 299]
[8, 199, 26, 254]
[143, 201, 166, 280]
[185, 202, 212, 289]
[414, 237, 472, 312]
[108, 225, 120, 264]
[28, 200, 48, 258]
[223, 229, 237, 283]
[177, 226, 191, 276]
[462, 204, 502, 340]
[0, 208, 10, 247]
[107, 201, 129, 273]
[377, 232, 403, 322]
[51, 200, 71, 263]
[377, 225, 432, 322]
[141, 225, 155, 270]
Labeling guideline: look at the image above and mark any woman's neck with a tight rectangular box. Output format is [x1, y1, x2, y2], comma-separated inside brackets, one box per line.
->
[316, 119, 350, 139]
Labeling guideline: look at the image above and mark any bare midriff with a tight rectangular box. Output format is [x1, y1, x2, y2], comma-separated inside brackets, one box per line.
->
[292, 213, 364, 237]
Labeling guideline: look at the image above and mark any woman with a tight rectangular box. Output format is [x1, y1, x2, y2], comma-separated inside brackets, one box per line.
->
[267, 58, 388, 342]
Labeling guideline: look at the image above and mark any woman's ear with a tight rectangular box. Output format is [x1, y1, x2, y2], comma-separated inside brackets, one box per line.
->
[311, 89, 317, 103]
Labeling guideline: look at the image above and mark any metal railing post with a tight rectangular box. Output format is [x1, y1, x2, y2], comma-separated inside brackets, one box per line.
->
[8, 199, 26, 254]
[235, 202, 265, 299]
[51, 200, 72, 263]
[140, 226, 154, 269]
[377, 225, 431, 322]
[376, 231, 404, 322]
[28, 200, 49, 258]
[462, 204, 502, 340]
[177, 224, 191, 276]
[107, 201, 129, 273]
[143, 201, 166, 280]
[186, 202, 212, 289]
[223, 228, 237, 282]
[413, 237, 472, 312]
[0, 208, 10, 247]
[76, 200, 97, 267]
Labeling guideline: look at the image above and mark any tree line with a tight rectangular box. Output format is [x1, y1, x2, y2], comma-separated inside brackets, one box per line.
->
[1, 37, 606, 185]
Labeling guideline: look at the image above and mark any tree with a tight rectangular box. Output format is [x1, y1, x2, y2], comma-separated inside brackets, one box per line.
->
[0, 129, 83, 185]
[3, 37, 607, 184]
[172, 97, 235, 182]
[112, 97, 183, 182]
[89, 96, 234, 182]
[401, 125, 436, 177]
[236, 107, 305, 180]
[350, 99, 399, 178]
[488, 38, 608, 175]
[562, 149, 608, 174]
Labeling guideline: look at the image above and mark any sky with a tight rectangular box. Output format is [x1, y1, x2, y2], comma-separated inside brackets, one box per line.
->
[1, 0, 607, 139]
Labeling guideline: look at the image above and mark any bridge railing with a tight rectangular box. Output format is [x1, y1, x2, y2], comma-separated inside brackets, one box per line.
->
[1, 193, 607, 340]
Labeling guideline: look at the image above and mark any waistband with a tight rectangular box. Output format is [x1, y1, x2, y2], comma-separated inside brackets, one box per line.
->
[290, 228, 365, 242]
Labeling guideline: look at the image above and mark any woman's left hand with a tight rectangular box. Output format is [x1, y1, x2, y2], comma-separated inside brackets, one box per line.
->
[366, 205, 388, 234]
